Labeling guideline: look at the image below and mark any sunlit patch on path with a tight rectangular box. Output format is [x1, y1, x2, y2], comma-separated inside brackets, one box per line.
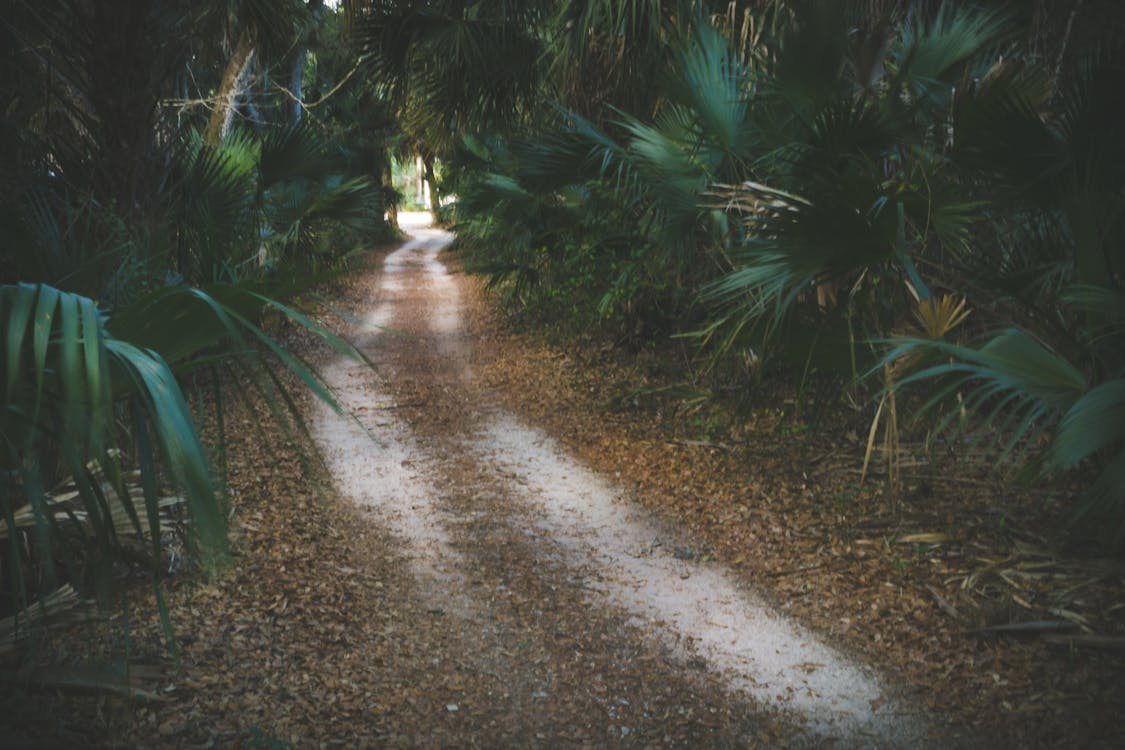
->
[312, 228, 463, 588]
[473, 415, 929, 742]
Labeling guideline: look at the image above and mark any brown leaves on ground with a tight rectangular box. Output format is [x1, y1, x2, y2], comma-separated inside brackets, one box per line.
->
[458, 270, 1125, 748]
[0, 248, 780, 749]
[4, 242, 1123, 748]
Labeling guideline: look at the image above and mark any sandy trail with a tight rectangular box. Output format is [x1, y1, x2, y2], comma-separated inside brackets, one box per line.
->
[311, 214, 938, 747]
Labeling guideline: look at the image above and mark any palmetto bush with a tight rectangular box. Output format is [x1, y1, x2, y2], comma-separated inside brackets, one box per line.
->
[0, 277, 360, 660]
[451, 18, 759, 339]
[700, 2, 1008, 369]
[0, 130, 374, 657]
[449, 1, 1125, 540]
[452, 135, 688, 338]
[455, 4, 1003, 356]
[701, 9, 1125, 539]
[0, 0, 386, 670]
[883, 48, 1125, 542]
[0, 283, 221, 656]
[160, 122, 385, 284]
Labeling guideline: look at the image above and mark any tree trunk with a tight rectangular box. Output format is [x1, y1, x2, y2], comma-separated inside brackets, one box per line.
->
[287, 48, 308, 124]
[422, 152, 440, 223]
[285, 0, 325, 125]
[382, 160, 399, 231]
[205, 32, 256, 146]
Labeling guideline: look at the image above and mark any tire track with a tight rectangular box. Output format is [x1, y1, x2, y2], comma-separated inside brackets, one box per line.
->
[312, 215, 942, 748]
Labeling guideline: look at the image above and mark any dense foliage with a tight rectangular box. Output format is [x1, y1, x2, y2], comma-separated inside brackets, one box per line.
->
[0, 0, 389, 665]
[4, 0, 1125, 698]
[425, 1, 1125, 543]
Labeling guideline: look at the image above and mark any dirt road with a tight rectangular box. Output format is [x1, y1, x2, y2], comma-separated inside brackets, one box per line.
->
[310, 215, 939, 748]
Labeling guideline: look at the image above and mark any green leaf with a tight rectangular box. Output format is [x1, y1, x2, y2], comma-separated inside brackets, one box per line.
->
[1050, 379, 1125, 470]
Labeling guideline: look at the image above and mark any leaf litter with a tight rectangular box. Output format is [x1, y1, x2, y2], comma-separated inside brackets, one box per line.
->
[459, 262, 1125, 745]
[4, 214, 1124, 748]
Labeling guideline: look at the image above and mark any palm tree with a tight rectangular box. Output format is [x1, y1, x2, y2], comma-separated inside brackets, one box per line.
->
[204, 0, 312, 144]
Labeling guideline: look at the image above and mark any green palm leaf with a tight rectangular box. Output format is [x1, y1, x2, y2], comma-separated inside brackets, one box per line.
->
[259, 121, 337, 187]
[892, 4, 1009, 108]
[885, 326, 1125, 540]
[2, 283, 229, 585]
[893, 329, 1086, 417]
[674, 21, 747, 156]
[1051, 380, 1125, 470]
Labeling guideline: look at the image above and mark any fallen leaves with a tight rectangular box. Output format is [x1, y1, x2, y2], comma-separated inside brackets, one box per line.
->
[6, 243, 1124, 749]
[461, 270, 1125, 747]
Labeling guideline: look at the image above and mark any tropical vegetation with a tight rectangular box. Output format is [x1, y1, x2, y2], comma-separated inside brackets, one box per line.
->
[420, 1, 1125, 543]
[4, 0, 1125, 707]
[0, 0, 390, 673]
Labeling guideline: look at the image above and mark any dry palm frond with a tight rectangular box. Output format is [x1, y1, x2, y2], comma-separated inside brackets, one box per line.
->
[0, 472, 184, 542]
[951, 541, 1125, 635]
[862, 362, 901, 492]
[0, 585, 97, 657]
[17, 663, 166, 701]
[910, 294, 971, 338]
[889, 294, 971, 376]
[708, 180, 812, 217]
[864, 294, 971, 494]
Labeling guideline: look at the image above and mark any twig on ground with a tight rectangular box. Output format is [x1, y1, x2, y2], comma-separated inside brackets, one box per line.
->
[926, 585, 962, 621]
[667, 439, 733, 452]
[1041, 634, 1125, 651]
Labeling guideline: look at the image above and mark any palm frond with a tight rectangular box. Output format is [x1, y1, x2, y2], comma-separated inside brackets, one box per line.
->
[892, 4, 1010, 107]
[167, 132, 259, 280]
[1, 282, 229, 575]
[895, 330, 1086, 416]
[674, 20, 748, 156]
[0, 585, 95, 658]
[896, 294, 971, 340]
[305, 177, 382, 233]
[952, 66, 1064, 200]
[237, 0, 306, 60]
[107, 283, 356, 414]
[1050, 379, 1125, 471]
[259, 121, 337, 187]
[1062, 284, 1125, 354]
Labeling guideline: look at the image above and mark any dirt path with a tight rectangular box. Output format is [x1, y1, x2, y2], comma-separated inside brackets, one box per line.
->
[310, 216, 943, 748]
